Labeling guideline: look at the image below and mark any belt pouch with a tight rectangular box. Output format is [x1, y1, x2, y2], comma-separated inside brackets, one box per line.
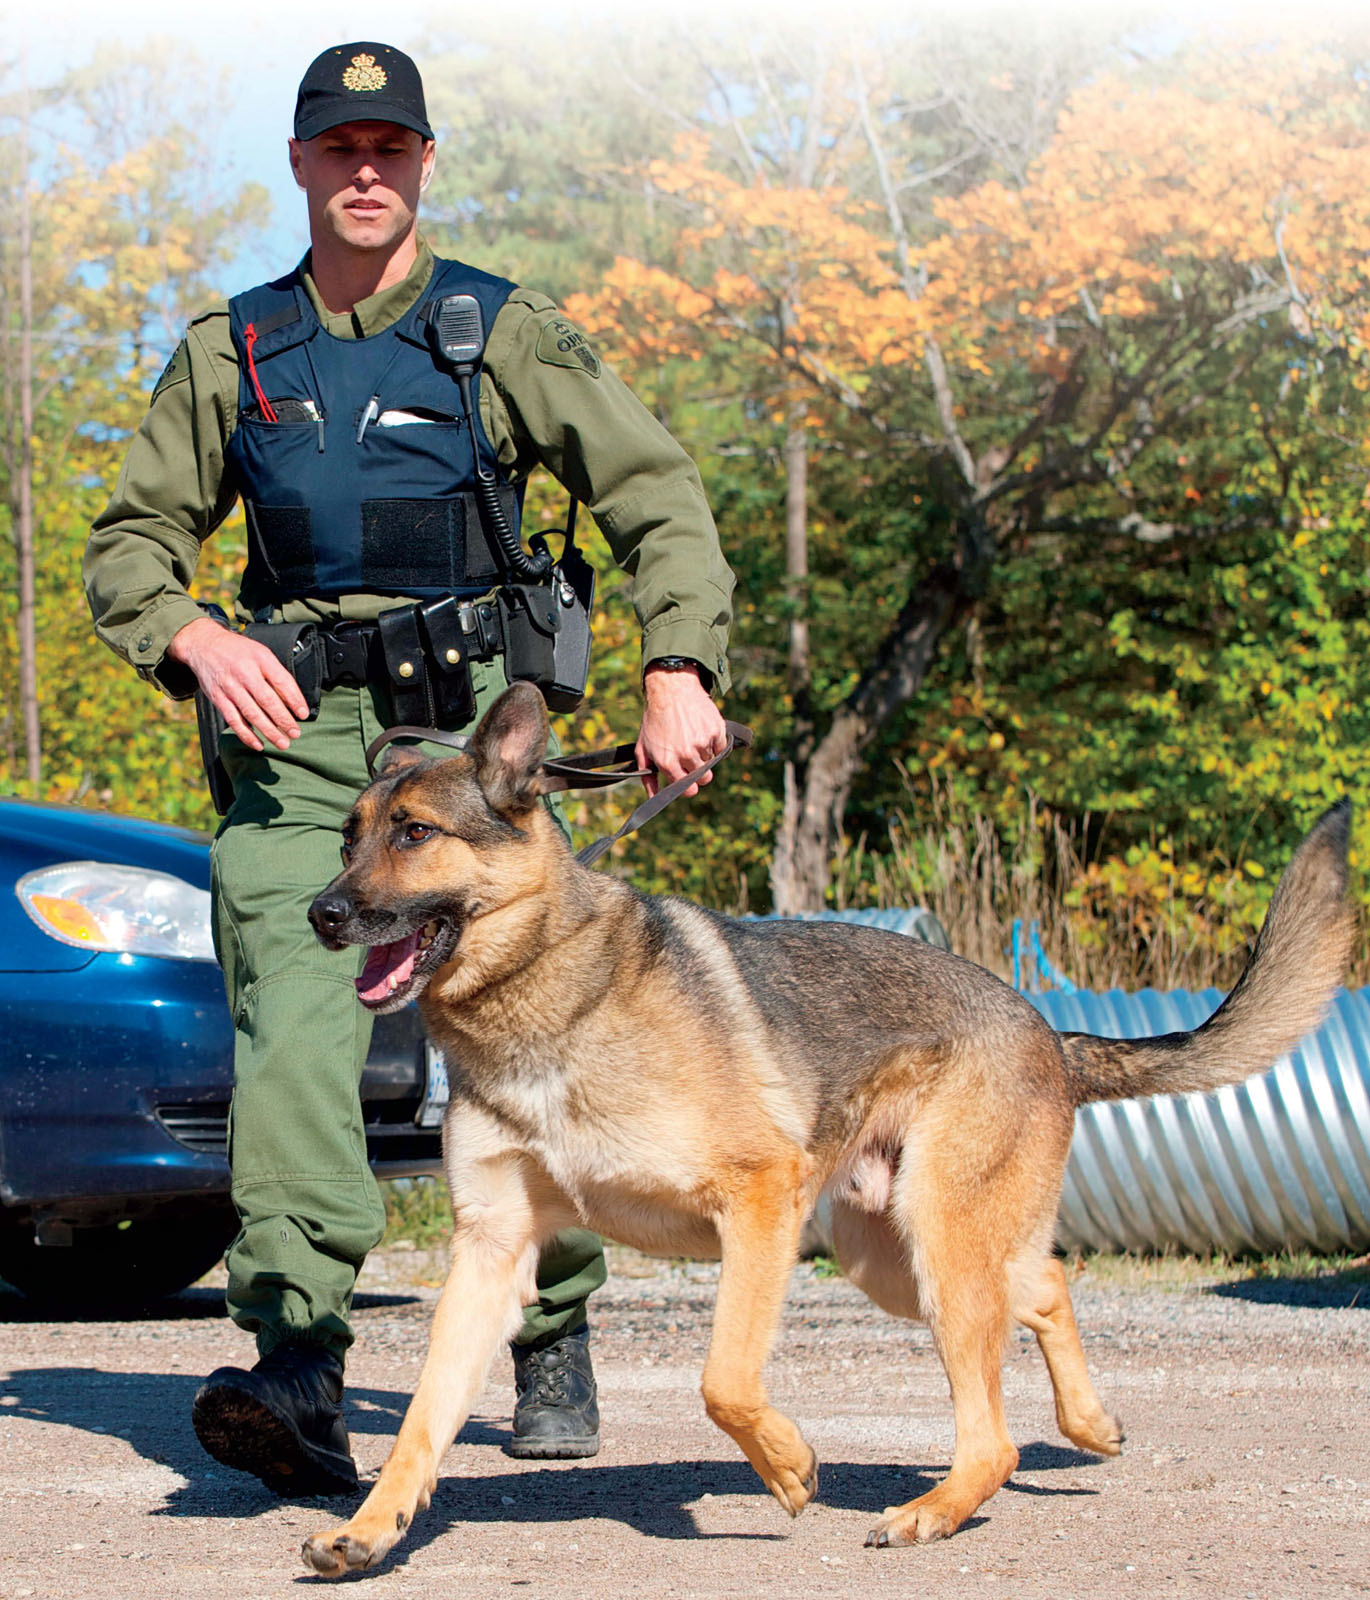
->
[499, 584, 559, 694]
[377, 605, 431, 724]
[544, 543, 595, 714]
[418, 596, 476, 729]
[242, 621, 323, 717]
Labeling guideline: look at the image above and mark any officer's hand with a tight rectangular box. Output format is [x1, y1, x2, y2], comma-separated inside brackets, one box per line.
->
[635, 664, 727, 799]
[166, 616, 310, 753]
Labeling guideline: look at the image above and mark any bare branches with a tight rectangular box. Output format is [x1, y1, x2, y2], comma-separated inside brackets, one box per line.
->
[851, 49, 977, 491]
[893, 145, 980, 197]
[1272, 208, 1307, 312]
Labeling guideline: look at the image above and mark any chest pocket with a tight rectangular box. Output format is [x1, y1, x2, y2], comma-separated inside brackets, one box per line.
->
[354, 396, 503, 589]
[234, 407, 326, 594]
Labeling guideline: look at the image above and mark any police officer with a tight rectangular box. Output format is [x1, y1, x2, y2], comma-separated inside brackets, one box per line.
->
[83, 42, 734, 1495]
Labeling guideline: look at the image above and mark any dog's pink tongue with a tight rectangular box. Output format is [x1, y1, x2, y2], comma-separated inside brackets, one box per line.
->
[357, 933, 421, 1004]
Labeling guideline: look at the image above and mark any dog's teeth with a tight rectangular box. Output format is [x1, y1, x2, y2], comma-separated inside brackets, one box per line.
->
[388, 975, 398, 992]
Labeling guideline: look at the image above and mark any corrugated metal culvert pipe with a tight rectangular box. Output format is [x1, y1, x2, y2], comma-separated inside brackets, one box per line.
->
[1029, 986, 1370, 1256]
[768, 912, 1370, 1256]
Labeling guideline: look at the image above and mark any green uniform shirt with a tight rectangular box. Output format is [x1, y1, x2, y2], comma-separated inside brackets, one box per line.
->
[84, 240, 734, 698]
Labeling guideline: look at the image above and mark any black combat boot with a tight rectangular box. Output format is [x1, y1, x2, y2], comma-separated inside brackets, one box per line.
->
[508, 1322, 600, 1459]
[191, 1341, 359, 1496]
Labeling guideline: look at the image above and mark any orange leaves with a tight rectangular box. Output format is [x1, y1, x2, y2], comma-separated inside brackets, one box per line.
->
[567, 128, 925, 397]
[921, 52, 1370, 380]
[567, 258, 718, 365]
[569, 37, 1370, 462]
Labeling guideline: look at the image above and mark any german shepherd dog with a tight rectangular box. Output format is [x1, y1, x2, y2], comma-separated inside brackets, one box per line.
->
[300, 682, 1354, 1576]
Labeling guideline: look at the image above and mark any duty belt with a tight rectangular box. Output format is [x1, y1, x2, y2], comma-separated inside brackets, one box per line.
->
[315, 597, 504, 691]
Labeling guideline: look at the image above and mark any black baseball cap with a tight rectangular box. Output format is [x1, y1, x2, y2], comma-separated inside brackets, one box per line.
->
[294, 42, 434, 142]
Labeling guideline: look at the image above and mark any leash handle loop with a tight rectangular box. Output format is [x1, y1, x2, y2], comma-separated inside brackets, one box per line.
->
[574, 721, 752, 867]
[541, 742, 649, 790]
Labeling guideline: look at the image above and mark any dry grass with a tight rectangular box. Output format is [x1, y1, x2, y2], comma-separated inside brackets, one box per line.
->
[832, 780, 1362, 992]
[1064, 1248, 1370, 1292]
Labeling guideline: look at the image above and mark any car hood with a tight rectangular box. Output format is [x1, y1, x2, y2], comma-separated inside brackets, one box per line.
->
[0, 796, 213, 892]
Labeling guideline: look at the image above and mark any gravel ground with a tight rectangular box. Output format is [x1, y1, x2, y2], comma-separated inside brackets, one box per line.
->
[1, 1245, 1367, 1599]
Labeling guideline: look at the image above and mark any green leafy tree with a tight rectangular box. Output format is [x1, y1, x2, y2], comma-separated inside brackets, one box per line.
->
[0, 46, 267, 819]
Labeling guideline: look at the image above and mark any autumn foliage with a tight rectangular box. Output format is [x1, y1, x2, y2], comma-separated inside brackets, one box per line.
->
[563, 32, 1370, 922]
[5, 27, 1370, 971]
[572, 49, 1370, 429]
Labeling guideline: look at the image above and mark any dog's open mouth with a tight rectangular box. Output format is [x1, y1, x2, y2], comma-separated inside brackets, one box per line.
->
[356, 918, 460, 1012]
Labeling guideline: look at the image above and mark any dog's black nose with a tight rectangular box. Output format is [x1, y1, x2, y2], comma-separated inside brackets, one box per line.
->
[308, 890, 354, 935]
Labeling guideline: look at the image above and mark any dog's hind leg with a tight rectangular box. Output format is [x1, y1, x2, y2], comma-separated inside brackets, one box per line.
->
[865, 1181, 1019, 1547]
[1010, 1253, 1123, 1457]
[701, 1158, 818, 1518]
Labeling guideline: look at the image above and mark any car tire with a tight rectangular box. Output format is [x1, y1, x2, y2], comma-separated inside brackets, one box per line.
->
[0, 1205, 237, 1313]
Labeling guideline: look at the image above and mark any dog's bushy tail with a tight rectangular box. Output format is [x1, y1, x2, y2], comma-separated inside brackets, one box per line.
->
[1061, 801, 1356, 1107]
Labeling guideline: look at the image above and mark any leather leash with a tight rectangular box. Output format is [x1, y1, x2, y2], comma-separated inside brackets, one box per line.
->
[363, 720, 753, 867]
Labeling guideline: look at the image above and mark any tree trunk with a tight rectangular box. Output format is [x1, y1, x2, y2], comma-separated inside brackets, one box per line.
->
[16, 56, 40, 788]
[770, 407, 814, 914]
[784, 409, 809, 700]
[771, 513, 992, 912]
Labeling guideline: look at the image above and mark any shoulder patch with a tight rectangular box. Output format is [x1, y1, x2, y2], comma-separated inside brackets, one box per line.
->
[535, 315, 601, 378]
[151, 342, 191, 400]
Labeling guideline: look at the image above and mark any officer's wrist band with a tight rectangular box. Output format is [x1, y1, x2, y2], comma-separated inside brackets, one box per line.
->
[646, 655, 712, 692]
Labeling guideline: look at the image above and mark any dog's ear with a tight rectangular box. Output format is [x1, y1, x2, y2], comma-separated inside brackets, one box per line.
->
[469, 682, 550, 815]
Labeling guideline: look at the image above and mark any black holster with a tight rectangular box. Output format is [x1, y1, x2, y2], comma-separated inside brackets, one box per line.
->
[417, 596, 478, 728]
[195, 689, 235, 818]
[499, 539, 595, 714]
[376, 605, 431, 726]
[246, 620, 325, 712]
[194, 619, 325, 816]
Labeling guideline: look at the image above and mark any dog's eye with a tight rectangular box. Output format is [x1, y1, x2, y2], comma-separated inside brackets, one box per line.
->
[402, 821, 436, 846]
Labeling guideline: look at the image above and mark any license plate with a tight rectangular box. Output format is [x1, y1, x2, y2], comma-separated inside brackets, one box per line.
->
[418, 1043, 450, 1128]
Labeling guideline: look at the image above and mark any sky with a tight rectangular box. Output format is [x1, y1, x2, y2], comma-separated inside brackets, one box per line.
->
[11, 0, 1017, 282]
[7, 0, 1364, 296]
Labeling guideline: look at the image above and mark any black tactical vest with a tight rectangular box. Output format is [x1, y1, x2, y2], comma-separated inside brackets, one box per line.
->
[225, 256, 520, 608]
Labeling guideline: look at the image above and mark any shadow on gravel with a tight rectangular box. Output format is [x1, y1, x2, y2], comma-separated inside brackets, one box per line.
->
[0, 1361, 1105, 1558]
[295, 1443, 1101, 1572]
[0, 1284, 420, 1323]
[1, 1364, 216, 1494]
[0, 1370, 470, 1513]
[348, 1461, 936, 1559]
[1009, 1441, 1106, 1481]
[1208, 1269, 1369, 1310]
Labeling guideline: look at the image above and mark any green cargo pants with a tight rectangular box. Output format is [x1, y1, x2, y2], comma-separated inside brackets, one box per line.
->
[210, 659, 606, 1361]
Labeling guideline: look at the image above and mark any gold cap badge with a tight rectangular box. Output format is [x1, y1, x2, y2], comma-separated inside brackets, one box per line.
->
[342, 53, 388, 92]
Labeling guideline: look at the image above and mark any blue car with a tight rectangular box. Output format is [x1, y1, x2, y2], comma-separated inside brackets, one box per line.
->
[0, 796, 444, 1311]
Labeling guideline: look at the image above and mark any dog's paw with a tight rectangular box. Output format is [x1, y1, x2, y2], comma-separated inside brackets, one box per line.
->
[863, 1491, 963, 1548]
[766, 1444, 819, 1518]
[301, 1528, 384, 1577]
[1062, 1405, 1124, 1457]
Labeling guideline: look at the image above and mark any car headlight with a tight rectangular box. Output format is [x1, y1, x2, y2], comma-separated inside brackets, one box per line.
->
[16, 860, 216, 963]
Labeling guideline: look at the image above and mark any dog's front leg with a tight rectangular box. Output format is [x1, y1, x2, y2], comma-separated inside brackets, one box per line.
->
[701, 1159, 817, 1518]
[301, 1138, 560, 1577]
